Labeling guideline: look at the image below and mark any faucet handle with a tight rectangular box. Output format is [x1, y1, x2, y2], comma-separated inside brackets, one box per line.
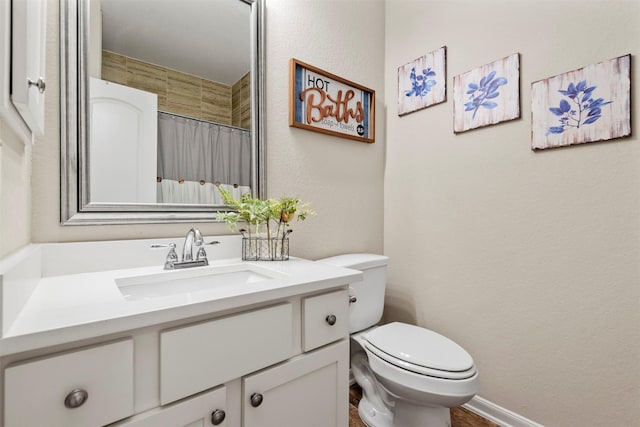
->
[151, 243, 179, 269]
[151, 242, 176, 251]
[193, 240, 220, 264]
[196, 246, 208, 264]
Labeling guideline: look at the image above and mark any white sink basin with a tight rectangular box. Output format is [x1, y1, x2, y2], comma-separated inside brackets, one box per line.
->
[116, 264, 281, 301]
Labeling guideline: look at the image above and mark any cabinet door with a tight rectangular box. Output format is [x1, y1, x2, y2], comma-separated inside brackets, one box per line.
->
[11, 0, 47, 135]
[242, 340, 349, 427]
[110, 386, 232, 427]
[0, 0, 32, 142]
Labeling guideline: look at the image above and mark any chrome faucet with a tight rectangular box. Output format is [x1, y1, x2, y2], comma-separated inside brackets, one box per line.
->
[182, 227, 204, 262]
[151, 228, 219, 270]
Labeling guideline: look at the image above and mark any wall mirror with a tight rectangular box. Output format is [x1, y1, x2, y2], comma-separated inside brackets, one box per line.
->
[61, 0, 265, 225]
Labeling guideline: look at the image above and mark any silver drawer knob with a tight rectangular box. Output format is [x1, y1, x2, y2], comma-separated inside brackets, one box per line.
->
[64, 389, 88, 409]
[27, 77, 46, 94]
[325, 314, 337, 326]
[211, 409, 226, 425]
[349, 295, 357, 304]
[250, 393, 263, 407]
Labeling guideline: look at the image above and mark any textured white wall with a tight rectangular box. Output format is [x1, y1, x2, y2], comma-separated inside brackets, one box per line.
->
[0, 124, 31, 258]
[264, 0, 385, 259]
[384, 1, 639, 426]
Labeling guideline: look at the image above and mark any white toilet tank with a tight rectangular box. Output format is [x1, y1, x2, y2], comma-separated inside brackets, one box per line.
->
[316, 254, 388, 334]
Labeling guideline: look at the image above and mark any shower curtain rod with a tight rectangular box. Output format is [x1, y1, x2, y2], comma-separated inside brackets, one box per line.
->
[158, 110, 250, 133]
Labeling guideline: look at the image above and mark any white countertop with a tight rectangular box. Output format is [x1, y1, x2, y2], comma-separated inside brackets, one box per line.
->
[0, 241, 362, 356]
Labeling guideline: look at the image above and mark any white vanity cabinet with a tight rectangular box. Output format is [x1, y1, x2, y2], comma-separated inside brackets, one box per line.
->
[2, 288, 351, 427]
[116, 341, 348, 427]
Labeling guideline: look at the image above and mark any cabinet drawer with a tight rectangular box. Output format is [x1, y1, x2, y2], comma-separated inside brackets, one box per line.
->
[160, 303, 293, 404]
[4, 339, 134, 427]
[302, 290, 349, 352]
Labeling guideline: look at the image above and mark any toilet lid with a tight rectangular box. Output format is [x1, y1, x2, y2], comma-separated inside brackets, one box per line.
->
[363, 322, 475, 376]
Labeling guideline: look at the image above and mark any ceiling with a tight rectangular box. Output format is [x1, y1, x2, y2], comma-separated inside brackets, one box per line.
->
[99, 0, 251, 86]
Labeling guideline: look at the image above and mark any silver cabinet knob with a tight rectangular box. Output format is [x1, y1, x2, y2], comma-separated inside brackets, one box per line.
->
[27, 77, 46, 94]
[64, 389, 88, 409]
[250, 393, 263, 407]
[349, 295, 357, 304]
[211, 409, 226, 425]
[325, 314, 337, 326]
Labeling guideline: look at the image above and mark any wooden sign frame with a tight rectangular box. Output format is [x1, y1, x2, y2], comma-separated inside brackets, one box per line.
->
[289, 58, 375, 143]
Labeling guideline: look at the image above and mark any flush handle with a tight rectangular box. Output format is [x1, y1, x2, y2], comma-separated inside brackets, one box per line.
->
[325, 314, 337, 326]
[64, 389, 88, 409]
[211, 409, 226, 425]
[250, 393, 263, 407]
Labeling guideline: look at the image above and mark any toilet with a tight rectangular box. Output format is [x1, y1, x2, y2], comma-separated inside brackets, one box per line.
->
[316, 254, 479, 427]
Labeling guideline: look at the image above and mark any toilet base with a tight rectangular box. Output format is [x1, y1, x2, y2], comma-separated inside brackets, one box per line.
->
[358, 395, 393, 427]
[393, 400, 451, 427]
[358, 395, 451, 427]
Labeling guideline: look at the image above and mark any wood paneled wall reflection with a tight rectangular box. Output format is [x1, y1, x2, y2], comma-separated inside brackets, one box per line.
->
[232, 72, 251, 129]
[101, 50, 251, 129]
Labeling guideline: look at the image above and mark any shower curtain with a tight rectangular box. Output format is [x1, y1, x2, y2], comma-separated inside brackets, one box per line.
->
[157, 112, 251, 187]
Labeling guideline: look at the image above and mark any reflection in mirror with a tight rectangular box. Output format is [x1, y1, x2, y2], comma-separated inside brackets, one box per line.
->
[90, 0, 251, 205]
[60, 0, 265, 224]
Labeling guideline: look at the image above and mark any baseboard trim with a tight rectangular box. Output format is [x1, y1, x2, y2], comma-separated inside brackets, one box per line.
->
[463, 395, 543, 427]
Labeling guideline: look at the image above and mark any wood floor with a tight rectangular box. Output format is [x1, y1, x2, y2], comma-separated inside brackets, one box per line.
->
[349, 385, 500, 427]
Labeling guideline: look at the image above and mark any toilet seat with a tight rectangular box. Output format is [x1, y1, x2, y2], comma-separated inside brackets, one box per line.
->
[352, 323, 480, 409]
[362, 322, 476, 380]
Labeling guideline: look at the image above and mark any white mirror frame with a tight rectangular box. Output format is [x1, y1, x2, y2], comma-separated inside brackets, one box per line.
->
[60, 0, 266, 225]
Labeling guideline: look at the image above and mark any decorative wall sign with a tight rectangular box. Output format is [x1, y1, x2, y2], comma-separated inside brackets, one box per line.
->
[453, 53, 520, 133]
[531, 54, 631, 150]
[289, 58, 375, 143]
[398, 47, 447, 116]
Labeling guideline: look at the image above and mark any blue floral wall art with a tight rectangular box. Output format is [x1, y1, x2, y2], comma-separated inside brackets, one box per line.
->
[453, 53, 520, 133]
[464, 71, 508, 119]
[531, 54, 631, 150]
[398, 47, 446, 116]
